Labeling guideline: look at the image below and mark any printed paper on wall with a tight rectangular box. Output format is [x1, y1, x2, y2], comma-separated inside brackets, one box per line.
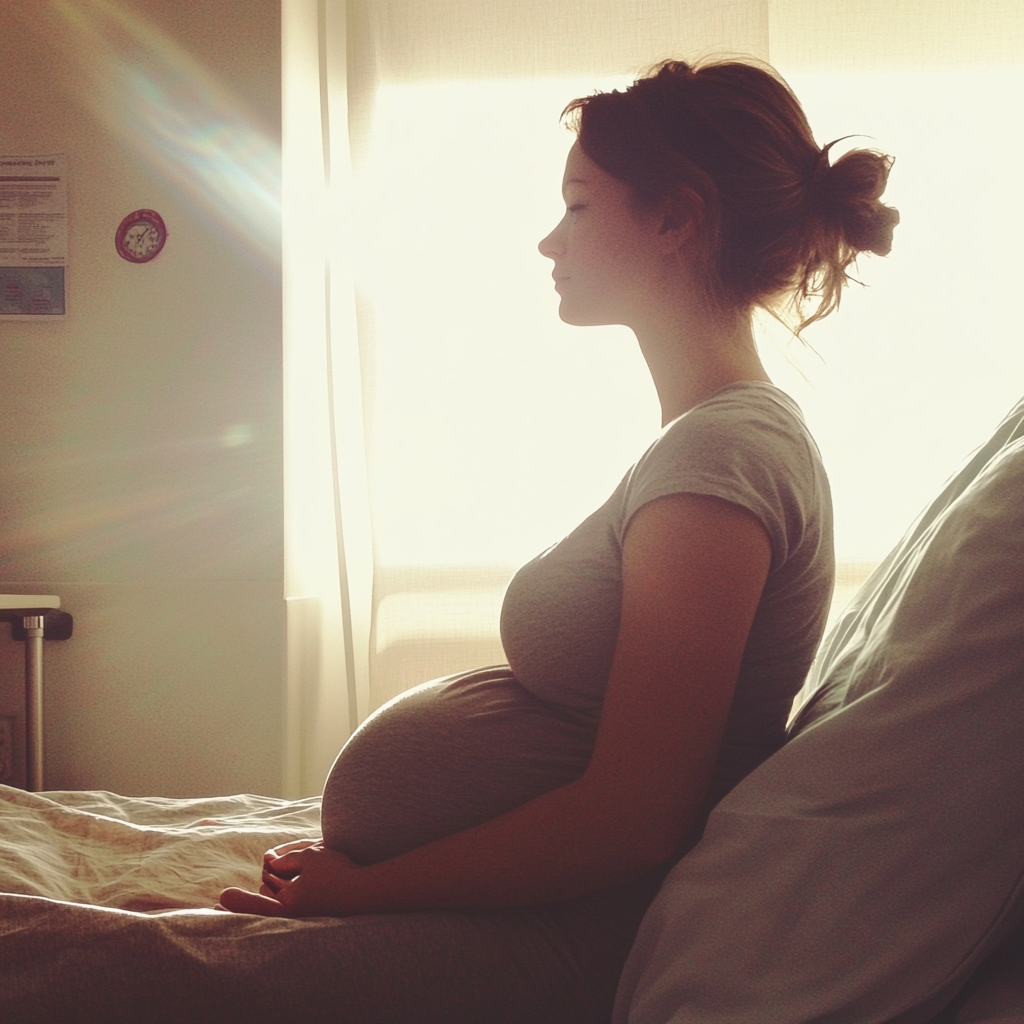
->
[0, 154, 67, 319]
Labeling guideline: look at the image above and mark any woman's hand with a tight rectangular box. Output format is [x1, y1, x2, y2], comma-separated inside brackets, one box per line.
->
[219, 839, 366, 917]
[258, 837, 321, 895]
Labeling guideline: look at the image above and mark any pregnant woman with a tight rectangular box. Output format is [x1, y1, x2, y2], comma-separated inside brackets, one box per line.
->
[222, 58, 897, 1022]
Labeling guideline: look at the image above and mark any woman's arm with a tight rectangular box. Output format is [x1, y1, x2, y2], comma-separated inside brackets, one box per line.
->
[220, 492, 771, 917]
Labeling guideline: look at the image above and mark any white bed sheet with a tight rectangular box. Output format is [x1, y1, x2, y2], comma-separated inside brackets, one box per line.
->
[0, 785, 629, 1024]
[0, 784, 321, 911]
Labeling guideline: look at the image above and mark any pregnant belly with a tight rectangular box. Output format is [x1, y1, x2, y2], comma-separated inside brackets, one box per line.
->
[320, 665, 599, 865]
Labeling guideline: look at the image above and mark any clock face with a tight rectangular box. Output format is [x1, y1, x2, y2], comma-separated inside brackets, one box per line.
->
[115, 209, 167, 263]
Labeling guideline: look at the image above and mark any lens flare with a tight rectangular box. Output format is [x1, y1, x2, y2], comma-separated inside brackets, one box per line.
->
[24, 0, 280, 269]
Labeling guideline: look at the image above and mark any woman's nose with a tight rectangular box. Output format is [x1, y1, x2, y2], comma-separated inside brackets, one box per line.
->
[538, 219, 565, 260]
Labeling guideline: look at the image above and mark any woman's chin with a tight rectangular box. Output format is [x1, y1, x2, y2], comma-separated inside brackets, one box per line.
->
[557, 302, 609, 328]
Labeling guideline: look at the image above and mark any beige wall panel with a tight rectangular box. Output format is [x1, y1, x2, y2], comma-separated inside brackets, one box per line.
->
[770, 0, 1024, 69]
[0, 581, 284, 796]
[0, 0, 284, 795]
[348, 0, 769, 84]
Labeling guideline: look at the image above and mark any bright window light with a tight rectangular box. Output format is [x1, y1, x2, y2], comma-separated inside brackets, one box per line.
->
[348, 69, 1024, 695]
[356, 76, 655, 574]
[766, 67, 1024, 613]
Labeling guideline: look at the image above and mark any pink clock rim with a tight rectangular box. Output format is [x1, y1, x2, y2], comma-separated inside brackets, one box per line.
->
[115, 208, 167, 263]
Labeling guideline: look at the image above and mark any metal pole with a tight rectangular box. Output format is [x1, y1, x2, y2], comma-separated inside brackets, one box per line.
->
[23, 615, 44, 792]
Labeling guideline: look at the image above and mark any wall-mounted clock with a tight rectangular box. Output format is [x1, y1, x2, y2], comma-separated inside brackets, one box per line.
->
[115, 209, 167, 263]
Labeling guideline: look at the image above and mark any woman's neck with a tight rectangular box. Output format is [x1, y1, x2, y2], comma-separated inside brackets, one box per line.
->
[634, 307, 771, 427]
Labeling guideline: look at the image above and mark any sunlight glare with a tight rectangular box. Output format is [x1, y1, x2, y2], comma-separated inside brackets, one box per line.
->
[356, 76, 660, 570]
[45, 0, 281, 269]
[765, 68, 1024, 563]
[355, 68, 1024, 579]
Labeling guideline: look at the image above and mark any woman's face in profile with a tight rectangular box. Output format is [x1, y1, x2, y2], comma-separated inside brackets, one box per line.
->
[538, 142, 665, 329]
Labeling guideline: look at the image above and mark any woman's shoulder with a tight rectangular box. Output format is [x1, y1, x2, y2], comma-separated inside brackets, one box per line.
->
[621, 381, 830, 567]
[667, 380, 811, 445]
[637, 382, 819, 485]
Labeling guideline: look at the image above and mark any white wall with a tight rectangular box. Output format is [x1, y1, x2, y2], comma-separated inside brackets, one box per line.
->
[0, 0, 285, 796]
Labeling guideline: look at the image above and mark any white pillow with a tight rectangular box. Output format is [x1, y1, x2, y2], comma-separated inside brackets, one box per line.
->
[614, 399, 1024, 1024]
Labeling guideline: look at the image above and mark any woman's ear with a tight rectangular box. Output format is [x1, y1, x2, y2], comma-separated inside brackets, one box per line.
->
[655, 187, 702, 255]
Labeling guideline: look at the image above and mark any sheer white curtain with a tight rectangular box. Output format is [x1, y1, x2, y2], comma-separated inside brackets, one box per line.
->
[282, 0, 1024, 794]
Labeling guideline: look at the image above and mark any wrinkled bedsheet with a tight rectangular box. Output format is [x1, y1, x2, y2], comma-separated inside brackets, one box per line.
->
[0, 784, 322, 911]
[0, 786, 361, 1023]
[0, 785, 647, 1024]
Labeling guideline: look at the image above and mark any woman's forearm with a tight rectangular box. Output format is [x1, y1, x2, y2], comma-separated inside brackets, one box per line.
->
[333, 771, 676, 915]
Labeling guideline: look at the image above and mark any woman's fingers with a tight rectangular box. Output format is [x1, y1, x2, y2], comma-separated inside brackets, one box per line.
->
[218, 886, 286, 917]
[219, 841, 333, 916]
[264, 838, 322, 860]
[264, 849, 306, 880]
[261, 866, 291, 893]
[223, 844, 359, 918]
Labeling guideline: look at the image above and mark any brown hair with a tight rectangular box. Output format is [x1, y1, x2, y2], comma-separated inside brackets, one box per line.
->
[563, 59, 899, 334]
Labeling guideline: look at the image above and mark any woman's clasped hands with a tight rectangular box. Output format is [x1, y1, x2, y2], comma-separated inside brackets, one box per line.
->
[218, 838, 363, 918]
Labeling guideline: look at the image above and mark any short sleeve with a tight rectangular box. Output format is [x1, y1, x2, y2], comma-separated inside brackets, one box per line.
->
[616, 384, 825, 572]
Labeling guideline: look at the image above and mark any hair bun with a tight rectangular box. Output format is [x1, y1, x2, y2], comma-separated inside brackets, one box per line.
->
[564, 59, 900, 336]
[816, 145, 900, 256]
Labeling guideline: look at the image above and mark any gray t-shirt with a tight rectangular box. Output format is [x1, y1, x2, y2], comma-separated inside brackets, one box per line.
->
[322, 382, 833, 865]
[501, 380, 834, 809]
